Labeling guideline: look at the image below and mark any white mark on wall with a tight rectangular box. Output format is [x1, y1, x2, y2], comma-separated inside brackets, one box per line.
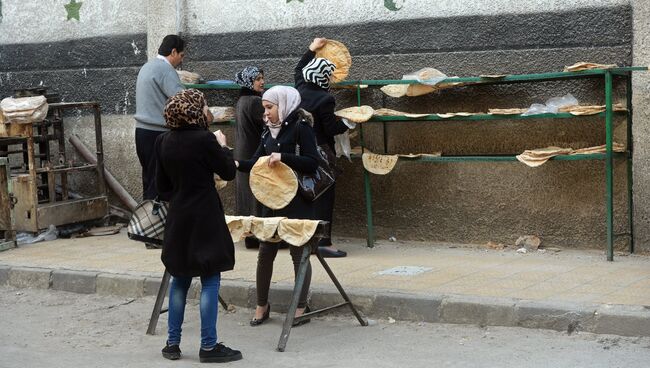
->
[82, 68, 87, 78]
[0, 75, 3, 87]
[114, 103, 120, 114]
[39, 80, 43, 86]
[131, 41, 141, 55]
[123, 90, 130, 115]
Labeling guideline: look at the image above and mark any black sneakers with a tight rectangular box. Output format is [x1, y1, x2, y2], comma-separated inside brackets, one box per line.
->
[162, 343, 181, 360]
[199, 343, 243, 363]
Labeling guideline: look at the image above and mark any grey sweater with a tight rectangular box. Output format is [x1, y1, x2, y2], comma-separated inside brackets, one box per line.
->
[134, 58, 184, 131]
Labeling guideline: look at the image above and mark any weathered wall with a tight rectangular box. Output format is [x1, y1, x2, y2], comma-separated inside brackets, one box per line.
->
[632, 0, 650, 248]
[0, 0, 646, 250]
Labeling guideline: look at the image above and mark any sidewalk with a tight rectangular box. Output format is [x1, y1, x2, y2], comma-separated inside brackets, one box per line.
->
[2, 231, 650, 337]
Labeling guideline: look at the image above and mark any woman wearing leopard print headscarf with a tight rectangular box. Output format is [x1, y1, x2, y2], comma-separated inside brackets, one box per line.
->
[154, 89, 242, 363]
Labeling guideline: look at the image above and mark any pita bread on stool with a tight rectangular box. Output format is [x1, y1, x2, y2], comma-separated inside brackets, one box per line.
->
[277, 219, 320, 247]
[250, 156, 298, 210]
[250, 216, 286, 243]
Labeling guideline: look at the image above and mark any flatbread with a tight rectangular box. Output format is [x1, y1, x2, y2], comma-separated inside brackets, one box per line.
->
[177, 70, 201, 84]
[480, 74, 507, 79]
[224, 215, 254, 242]
[250, 216, 286, 242]
[334, 105, 374, 123]
[406, 84, 436, 97]
[215, 175, 228, 190]
[516, 146, 573, 167]
[315, 39, 352, 83]
[373, 108, 429, 118]
[250, 156, 298, 210]
[488, 108, 527, 115]
[277, 219, 320, 247]
[380, 84, 409, 98]
[362, 152, 399, 175]
[564, 62, 617, 72]
[209, 106, 235, 123]
[398, 152, 442, 159]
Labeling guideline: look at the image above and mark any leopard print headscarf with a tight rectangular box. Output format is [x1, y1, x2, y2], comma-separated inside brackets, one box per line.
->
[164, 89, 209, 129]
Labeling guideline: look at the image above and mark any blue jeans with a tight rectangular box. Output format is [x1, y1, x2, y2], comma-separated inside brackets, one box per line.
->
[167, 273, 221, 349]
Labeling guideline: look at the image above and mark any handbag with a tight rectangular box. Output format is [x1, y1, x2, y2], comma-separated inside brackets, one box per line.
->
[293, 123, 336, 201]
[127, 199, 169, 245]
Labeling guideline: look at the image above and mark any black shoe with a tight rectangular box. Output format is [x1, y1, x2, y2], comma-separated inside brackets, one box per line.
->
[292, 306, 311, 327]
[318, 246, 347, 258]
[162, 343, 181, 360]
[199, 343, 243, 363]
[249, 304, 270, 326]
[244, 237, 259, 249]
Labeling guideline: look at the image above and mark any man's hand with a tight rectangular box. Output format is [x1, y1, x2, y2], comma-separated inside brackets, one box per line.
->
[309, 38, 327, 52]
[268, 152, 282, 167]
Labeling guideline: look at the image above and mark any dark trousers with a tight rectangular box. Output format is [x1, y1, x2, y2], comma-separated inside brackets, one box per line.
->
[315, 182, 335, 247]
[135, 128, 165, 200]
[256, 241, 311, 309]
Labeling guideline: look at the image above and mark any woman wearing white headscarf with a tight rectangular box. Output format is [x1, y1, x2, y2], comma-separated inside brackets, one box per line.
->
[236, 85, 319, 327]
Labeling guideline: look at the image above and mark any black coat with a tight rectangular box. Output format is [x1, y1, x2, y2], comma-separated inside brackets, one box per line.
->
[234, 88, 265, 217]
[155, 126, 237, 277]
[237, 109, 319, 220]
[295, 50, 349, 150]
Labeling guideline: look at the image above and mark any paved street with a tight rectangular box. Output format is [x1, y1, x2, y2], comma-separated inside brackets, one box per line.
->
[2, 286, 650, 368]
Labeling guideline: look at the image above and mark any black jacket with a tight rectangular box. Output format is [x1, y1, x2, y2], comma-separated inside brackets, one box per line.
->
[238, 109, 319, 219]
[155, 126, 237, 277]
[295, 50, 349, 150]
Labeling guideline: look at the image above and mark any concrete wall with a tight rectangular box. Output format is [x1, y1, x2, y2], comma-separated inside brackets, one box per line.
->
[1, 0, 647, 249]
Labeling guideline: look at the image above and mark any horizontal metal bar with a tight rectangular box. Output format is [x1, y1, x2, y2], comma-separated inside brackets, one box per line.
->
[35, 164, 97, 174]
[297, 302, 349, 320]
[186, 67, 647, 91]
[368, 111, 626, 122]
[352, 152, 628, 163]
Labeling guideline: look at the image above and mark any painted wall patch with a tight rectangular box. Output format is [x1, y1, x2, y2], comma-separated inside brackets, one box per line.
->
[65, 0, 83, 21]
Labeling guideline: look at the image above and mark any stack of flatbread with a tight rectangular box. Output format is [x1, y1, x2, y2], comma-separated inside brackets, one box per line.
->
[334, 105, 374, 123]
[316, 39, 352, 83]
[0, 95, 48, 124]
[177, 70, 202, 84]
[488, 108, 528, 115]
[516, 146, 573, 167]
[564, 62, 617, 72]
[436, 112, 480, 118]
[558, 104, 626, 115]
[250, 156, 298, 210]
[571, 143, 626, 155]
[373, 108, 429, 118]
[209, 106, 236, 123]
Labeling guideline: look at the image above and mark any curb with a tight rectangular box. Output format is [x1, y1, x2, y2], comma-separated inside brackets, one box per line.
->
[1, 264, 649, 338]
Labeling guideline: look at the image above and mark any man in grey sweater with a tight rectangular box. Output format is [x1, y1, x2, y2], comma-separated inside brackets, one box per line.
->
[134, 34, 185, 200]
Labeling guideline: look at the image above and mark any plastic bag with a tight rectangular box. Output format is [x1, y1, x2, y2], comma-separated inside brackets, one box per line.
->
[16, 224, 59, 245]
[334, 131, 352, 162]
[522, 94, 579, 116]
[403, 67, 447, 86]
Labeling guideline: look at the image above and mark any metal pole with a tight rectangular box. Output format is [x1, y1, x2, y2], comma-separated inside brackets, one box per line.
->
[358, 85, 375, 247]
[626, 73, 635, 253]
[605, 71, 614, 262]
[69, 135, 138, 211]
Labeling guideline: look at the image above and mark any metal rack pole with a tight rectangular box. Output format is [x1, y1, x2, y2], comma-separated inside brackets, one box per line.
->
[605, 71, 614, 261]
[358, 85, 375, 247]
[626, 74, 635, 254]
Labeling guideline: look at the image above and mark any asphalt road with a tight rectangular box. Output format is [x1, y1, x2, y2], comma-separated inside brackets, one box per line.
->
[1, 286, 650, 368]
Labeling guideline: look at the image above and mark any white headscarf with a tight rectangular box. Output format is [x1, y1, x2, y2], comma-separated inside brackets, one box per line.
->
[262, 86, 302, 125]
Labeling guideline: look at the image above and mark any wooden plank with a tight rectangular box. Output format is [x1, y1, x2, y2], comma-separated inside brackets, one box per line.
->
[11, 175, 38, 232]
[36, 196, 108, 229]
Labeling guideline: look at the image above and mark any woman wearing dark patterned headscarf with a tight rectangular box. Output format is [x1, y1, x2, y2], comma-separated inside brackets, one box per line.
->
[234, 66, 266, 249]
[294, 38, 355, 258]
[155, 89, 242, 363]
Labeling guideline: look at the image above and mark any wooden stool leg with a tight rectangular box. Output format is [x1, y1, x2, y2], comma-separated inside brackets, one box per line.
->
[277, 244, 312, 352]
[147, 270, 171, 335]
[315, 250, 368, 326]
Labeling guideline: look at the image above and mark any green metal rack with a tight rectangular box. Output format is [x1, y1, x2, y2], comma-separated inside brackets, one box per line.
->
[189, 66, 646, 261]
